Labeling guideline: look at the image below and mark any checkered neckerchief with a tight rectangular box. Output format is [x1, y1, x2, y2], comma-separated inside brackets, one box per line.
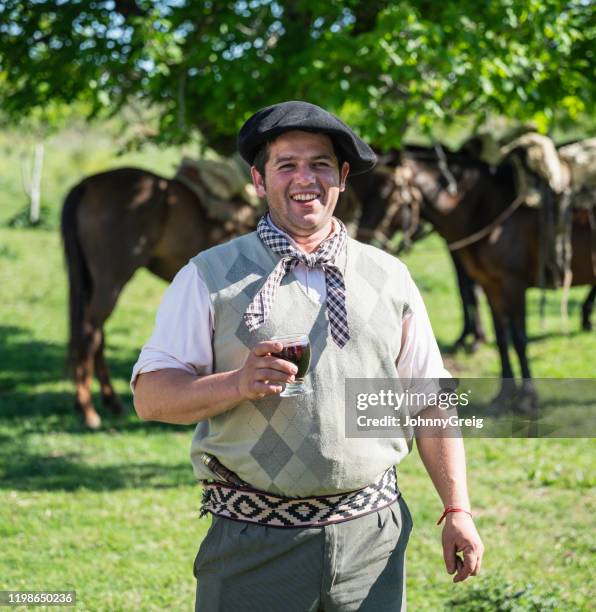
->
[244, 215, 350, 348]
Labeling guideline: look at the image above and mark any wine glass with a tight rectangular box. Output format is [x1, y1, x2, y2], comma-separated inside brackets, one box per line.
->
[271, 334, 311, 396]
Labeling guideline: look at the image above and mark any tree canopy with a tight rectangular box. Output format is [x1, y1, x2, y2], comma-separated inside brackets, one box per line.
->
[0, 0, 593, 153]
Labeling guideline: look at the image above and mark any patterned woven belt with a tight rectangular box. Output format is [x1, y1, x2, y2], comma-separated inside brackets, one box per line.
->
[200, 467, 400, 528]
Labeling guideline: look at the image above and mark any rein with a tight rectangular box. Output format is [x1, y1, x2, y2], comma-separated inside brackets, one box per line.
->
[406, 153, 528, 253]
[360, 150, 527, 255]
[357, 164, 424, 254]
[446, 192, 526, 251]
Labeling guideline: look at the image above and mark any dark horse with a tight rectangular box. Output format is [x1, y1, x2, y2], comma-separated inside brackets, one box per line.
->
[61, 167, 360, 428]
[354, 146, 595, 413]
[352, 158, 487, 352]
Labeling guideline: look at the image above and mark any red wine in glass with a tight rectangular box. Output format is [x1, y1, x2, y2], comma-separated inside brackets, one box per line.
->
[271, 334, 311, 396]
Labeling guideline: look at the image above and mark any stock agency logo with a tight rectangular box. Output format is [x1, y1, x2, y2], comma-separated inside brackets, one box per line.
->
[345, 380, 485, 437]
[355, 388, 471, 412]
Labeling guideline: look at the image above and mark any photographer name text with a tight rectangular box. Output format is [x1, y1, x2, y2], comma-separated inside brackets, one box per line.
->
[355, 389, 484, 429]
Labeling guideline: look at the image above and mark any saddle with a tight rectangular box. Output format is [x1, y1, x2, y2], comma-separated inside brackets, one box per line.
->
[493, 134, 595, 289]
[461, 132, 595, 289]
[558, 138, 596, 210]
[174, 156, 263, 230]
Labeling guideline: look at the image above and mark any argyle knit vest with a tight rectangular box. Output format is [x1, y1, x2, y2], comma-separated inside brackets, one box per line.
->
[190, 231, 413, 497]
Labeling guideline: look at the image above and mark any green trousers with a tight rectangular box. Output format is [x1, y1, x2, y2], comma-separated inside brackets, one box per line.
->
[194, 496, 413, 612]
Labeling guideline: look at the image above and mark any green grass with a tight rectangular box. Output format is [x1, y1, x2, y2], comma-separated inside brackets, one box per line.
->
[0, 126, 595, 610]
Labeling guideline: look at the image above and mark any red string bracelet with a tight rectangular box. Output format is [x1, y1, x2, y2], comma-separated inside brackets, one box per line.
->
[437, 506, 473, 525]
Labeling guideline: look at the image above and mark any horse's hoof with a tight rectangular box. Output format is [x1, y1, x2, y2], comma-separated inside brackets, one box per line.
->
[486, 383, 517, 416]
[75, 400, 102, 429]
[486, 397, 511, 417]
[83, 411, 102, 430]
[581, 320, 592, 332]
[513, 387, 539, 418]
[447, 339, 467, 354]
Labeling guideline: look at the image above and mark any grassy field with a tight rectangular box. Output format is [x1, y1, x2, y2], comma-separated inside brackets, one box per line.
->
[0, 127, 594, 610]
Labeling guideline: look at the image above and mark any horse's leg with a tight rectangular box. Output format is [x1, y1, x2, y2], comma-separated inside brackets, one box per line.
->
[508, 288, 539, 417]
[507, 287, 531, 380]
[581, 286, 596, 331]
[94, 329, 124, 416]
[491, 309, 515, 379]
[74, 285, 123, 428]
[484, 292, 517, 415]
[73, 320, 103, 429]
[83, 264, 140, 419]
[472, 283, 487, 344]
[450, 252, 486, 353]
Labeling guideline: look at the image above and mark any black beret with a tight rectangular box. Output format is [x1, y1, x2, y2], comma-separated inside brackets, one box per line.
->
[238, 101, 377, 175]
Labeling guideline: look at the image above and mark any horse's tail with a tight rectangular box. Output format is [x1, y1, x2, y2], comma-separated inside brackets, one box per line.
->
[61, 182, 91, 374]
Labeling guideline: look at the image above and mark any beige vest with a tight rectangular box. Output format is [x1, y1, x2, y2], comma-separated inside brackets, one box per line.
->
[190, 232, 414, 497]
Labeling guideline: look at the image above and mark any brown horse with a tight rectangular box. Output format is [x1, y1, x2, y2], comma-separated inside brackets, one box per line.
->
[61, 167, 360, 428]
[354, 146, 595, 414]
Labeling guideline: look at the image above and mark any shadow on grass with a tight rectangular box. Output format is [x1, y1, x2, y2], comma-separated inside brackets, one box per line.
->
[526, 328, 587, 343]
[0, 325, 185, 433]
[437, 327, 590, 359]
[0, 323, 138, 389]
[0, 325, 199, 491]
[0, 448, 194, 491]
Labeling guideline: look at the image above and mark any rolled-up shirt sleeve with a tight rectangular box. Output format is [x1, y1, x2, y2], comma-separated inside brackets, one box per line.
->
[396, 271, 451, 402]
[130, 262, 214, 391]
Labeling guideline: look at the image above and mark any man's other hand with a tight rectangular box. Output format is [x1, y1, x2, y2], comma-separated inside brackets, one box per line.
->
[442, 512, 484, 582]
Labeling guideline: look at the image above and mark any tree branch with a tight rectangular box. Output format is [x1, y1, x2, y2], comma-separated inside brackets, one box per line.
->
[113, 0, 146, 19]
[350, 1, 391, 36]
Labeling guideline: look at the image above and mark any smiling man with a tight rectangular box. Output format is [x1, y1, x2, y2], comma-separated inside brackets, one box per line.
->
[132, 101, 483, 611]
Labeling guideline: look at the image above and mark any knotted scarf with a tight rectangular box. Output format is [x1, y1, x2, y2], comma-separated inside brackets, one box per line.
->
[243, 215, 350, 348]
